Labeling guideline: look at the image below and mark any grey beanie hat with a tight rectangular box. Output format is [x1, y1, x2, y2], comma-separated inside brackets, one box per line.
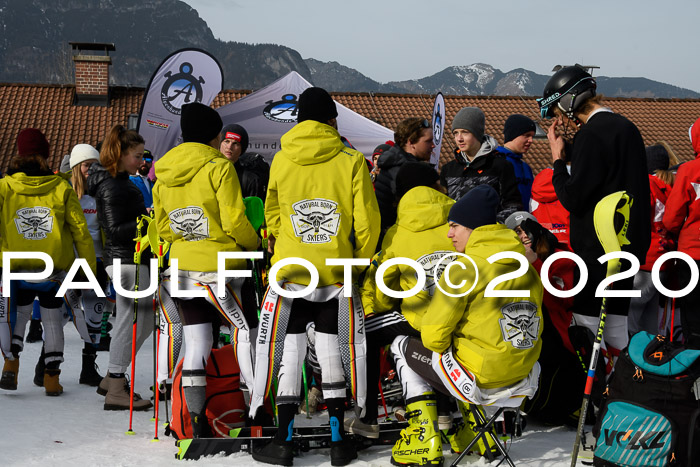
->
[451, 107, 485, 142]
[505, 211, 538, 231]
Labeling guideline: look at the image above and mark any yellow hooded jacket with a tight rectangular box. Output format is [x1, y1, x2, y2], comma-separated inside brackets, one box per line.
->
[0, 172, 96, 273]
[422, 224, 543, 389]
[266, 120, 380, 286]
[362, 186, 455, 331]
[153, 143, 259, 272]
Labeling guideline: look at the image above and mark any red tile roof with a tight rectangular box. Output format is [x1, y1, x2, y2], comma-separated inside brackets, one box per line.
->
[2, 83, 699, 175]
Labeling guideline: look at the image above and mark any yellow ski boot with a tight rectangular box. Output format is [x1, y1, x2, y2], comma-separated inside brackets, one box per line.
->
[448, 402, 498, 457]
[391, 393, 443, 466]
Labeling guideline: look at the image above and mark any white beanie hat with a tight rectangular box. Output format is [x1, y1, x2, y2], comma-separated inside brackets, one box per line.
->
[69, 144, 99, 169]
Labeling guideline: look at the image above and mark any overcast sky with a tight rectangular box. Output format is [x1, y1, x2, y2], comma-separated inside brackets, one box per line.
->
[181, 0, 699, 93]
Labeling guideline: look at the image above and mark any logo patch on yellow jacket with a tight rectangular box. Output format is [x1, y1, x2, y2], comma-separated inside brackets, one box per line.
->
[416, 251, 452, 296]
[168, 206, 209, 241]
[14, 207, 54, 240]
[499, 302, 540, 349]
[290, 198, 340, 244]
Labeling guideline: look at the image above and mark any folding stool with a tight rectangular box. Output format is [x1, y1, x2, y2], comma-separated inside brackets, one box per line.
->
[450, 398, 523, 467]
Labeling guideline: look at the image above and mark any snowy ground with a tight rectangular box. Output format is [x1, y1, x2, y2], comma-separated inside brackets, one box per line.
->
[0, 329, 590, 466]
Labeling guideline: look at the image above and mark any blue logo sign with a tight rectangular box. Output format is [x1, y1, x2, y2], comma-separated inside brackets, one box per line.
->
[160, 62, 205, 115]
[263, 94, 298, 123]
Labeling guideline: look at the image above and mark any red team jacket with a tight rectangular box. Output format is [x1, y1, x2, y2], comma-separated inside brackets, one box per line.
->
[664, 156, 700, 260]
[530, 168, 571, 247]
[645, 175, 673, 270]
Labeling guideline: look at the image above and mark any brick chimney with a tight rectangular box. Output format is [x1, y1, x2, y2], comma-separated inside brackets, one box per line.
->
[70, 42, 115, 106]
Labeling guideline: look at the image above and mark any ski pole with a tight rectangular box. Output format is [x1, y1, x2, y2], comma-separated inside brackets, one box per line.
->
[378, 381, 389, 419]
[670, 297, 676, 342]
[571, 192, 631, 467]
[126, 214, 151, 436]
[302, 364, 311, 419]
[150, 224, 158, 431]
[147, 214, 168, 441]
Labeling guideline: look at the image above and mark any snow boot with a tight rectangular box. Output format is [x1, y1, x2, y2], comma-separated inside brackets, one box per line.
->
[79, 348, 102, 386]
[299, 386, 323, 415]
[103, 375, 153, 411]
[34, 348, 45, 387]
[448, 402, 498, 457]
[26, 318, 43, 343]
[97, 375, 108, 395]
[97, 373, 143, 398]
[0, 357, 19, 390]
[391, 393, 444, 466]
[44, 369, 63, 396]
[252, 438, 294, 466]
[344, 415, 379, 439]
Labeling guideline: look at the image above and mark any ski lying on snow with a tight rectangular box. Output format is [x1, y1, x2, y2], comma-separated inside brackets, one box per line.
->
[175, 421, 407, 460]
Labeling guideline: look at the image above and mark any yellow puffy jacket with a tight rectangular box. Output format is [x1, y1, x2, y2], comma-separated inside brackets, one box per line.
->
[0, 172, 96, 273]
[422, 224, 543, 389]
[362, 186, 455, 331]
[266, 121, 380, 286]
[153, 143, 259, 272]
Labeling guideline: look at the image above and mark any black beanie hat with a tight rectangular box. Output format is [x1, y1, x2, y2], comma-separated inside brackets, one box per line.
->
[504, 114, 536, 143]
[373, 142, 393, 159]
[448, 185, 499, 229]
[297, 87, 338, 124]
[645, 144, 670, 174]
[221, 124, 249, 154]
[395, 161, 440, 199]
[181, 102, 223, 144]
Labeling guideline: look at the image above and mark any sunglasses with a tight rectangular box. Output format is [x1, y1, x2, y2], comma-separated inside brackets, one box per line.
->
[421, 119, 430, 128]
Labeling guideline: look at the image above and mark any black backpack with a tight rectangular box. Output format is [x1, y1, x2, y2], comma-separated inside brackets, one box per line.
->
[593, 332, 700, 467]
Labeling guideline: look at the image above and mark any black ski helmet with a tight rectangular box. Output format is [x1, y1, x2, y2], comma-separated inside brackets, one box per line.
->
[538, 66, 597, 120]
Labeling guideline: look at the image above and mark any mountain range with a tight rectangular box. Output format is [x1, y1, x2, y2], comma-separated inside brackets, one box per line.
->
[0, 0, 697, 98]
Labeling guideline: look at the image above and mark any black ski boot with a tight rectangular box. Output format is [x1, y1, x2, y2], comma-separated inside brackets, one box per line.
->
[330, 438, 358, 466]
[190, 412, 211, 439]
[26, 318, 43, 343]
[79, 347, 102, 386]
[34, 347, 45, 387]
[252, 439, 294, 466]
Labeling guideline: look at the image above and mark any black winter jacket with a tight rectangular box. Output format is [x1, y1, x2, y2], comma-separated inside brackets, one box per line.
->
[374, 145, 419, 233]
[552, 111, 650, 263]
[86, 163, 148, 266]
[235, 152, 270, 201]
[439, 136, 522, 223]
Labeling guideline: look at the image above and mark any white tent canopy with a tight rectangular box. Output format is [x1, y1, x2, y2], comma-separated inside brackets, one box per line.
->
[216, 71, 393, 161]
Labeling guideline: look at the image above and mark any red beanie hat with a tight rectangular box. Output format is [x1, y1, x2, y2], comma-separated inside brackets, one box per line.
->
[17, 128, 50, 159]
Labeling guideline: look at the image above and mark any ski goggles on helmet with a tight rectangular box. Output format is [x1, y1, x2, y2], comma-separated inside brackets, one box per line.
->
[537, 77, 596, 120]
